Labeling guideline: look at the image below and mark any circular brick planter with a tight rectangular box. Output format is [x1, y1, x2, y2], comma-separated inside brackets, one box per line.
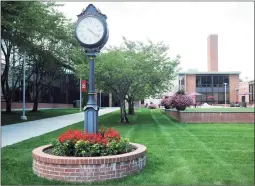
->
[32, 143, 147, 182]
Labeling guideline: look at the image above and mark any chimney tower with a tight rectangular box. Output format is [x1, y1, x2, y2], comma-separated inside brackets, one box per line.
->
[207, 34, 218, 72]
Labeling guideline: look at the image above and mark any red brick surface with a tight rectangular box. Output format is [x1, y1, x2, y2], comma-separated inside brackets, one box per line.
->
[229, 74, 240, 102]
[32, 143, 147, 182]
[207, 35, 218, 72]
[185, 74, 196, 94]
[1, 102, 72, 110]
[166, 110, 254, 123]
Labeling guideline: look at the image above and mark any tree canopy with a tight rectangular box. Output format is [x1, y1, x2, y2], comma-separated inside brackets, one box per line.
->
[1, 1, 88, 112]
[76, 37, 180, 122]
[2, 2, 180, 123]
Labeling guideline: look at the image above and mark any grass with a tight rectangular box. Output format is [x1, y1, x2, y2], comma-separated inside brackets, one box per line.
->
[1, 108, 81, 126]
[2, 109, 254, 185]
[183, 107, 255, 112]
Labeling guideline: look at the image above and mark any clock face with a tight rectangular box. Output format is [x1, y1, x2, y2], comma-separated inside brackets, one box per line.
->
[76, 16, 104, 45]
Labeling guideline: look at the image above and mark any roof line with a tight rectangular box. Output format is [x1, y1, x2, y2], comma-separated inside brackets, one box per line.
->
[178, 71, 241, 75]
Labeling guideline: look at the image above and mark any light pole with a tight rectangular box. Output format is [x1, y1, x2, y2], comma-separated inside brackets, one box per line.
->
[21, 52, 27, 120]
[224, 83, 228, 107]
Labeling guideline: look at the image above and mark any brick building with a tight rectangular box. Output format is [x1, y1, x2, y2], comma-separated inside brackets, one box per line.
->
[238, 81, 249, 103]
[178, 35, 240, 104]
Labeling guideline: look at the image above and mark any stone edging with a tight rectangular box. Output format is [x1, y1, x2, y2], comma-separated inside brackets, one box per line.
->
[32, 143, 147, 182]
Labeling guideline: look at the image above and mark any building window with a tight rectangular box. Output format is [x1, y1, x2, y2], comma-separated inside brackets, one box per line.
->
[218, 76, 223, 84]
[196, 76, 201, 87]
[179, 75, 185, 89]
[213, 93, 218, 102]
[224, 75, 229, 84]
[202, 93, 206, 101]
[218, 93, 224, 102]
[206, 76, 212, 85]
[181, 78, 185, 87]
[213, 76, 218, 84]
[213, 76, 218, 86]
[201, 76, 207, 87]
[195, 74, 230, 104]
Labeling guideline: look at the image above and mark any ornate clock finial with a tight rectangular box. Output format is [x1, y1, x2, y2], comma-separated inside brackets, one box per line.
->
[97, 7, 101, 13]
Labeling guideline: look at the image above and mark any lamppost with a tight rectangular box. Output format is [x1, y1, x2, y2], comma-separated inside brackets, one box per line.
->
[75, 4, 109, 133]
[21, 52, 27, 120]
[224, 83, 228, 107]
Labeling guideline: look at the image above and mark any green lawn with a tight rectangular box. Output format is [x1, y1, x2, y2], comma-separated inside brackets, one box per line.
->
[1, 108, 81, 126]
[2, 109, 254, 185]
[184, 107, 255, 112]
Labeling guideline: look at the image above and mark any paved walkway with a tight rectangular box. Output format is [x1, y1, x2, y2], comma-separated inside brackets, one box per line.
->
[2, 107, 119, 147]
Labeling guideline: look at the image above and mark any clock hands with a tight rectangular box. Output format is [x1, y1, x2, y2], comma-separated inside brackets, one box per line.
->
[87, 28, 100, 38]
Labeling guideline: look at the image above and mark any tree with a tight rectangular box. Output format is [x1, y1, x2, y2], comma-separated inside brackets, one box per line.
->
[1, 1, 50, 112]
[76, 49, 133, 123]
[121, 38, 180, 115]
[1, 1, 81, 112]
[75, 37, 180, 122]
[96, 50, 134, 123]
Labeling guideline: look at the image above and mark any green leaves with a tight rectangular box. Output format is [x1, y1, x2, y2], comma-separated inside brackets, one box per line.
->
[75, 37, 180, 121]
[52, 140, 75, 156]
[52, 138, 132, 157]
[1, 1, 87, 112]
[122, 38, 180, 100]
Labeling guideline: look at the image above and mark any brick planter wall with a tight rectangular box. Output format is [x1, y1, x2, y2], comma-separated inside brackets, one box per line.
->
[165, 110, 254, 123]
[32, 143, 147, 183]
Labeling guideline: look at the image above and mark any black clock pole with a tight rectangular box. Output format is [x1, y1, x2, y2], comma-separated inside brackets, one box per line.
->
[84, 52, 98, 133]
[75, 4, 109, 134]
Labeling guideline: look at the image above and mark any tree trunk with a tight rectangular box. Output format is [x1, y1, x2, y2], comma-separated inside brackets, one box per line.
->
[128, 99, 135, 115]
[1, 42, 13, 113]
[32, 59, 40, 112]
[32, 89, 39, 112]
[5, 99, 12, 113]
[124, 104, 128, 120]
[120, 100, 129, 123]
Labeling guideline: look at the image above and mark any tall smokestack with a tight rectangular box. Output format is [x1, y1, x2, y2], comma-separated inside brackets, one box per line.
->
[207, 34, 218, 72]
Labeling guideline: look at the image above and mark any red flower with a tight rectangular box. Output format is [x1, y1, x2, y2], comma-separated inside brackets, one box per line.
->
[58, 126, 121, 145]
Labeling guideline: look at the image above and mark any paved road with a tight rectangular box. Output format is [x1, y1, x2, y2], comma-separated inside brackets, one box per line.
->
[2, 107, 119, 147]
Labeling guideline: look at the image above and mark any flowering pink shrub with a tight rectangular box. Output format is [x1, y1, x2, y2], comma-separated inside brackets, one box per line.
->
[170, 94, 193, 107]
[148, 103, 157, 109]
[161, 96, 172, 109]
[161, 97, 171, 106]
[170, 90, 193, 108]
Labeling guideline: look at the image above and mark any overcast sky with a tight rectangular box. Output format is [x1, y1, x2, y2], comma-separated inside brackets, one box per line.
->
[57, 2, 254, 81]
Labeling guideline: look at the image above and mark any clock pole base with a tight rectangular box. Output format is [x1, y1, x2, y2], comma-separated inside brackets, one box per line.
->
[84, 105, 99, 133]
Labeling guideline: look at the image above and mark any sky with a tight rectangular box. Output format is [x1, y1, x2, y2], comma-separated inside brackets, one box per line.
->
[57, 2, 254, 81]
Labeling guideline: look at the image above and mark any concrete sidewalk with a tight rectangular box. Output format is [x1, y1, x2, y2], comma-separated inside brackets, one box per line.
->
[2, 107, 119, 147]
